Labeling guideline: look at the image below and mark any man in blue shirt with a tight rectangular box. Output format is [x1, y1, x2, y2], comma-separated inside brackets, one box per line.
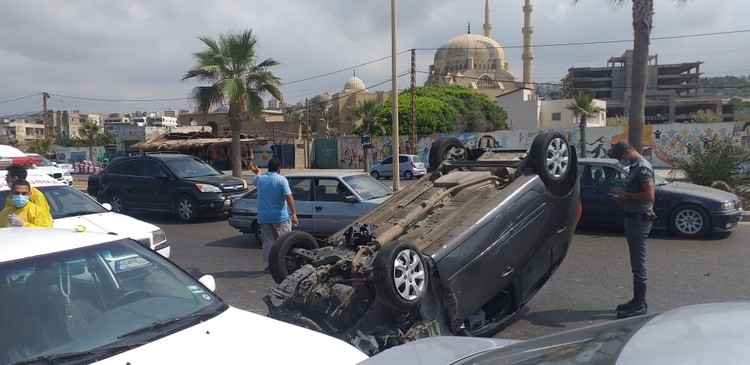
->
[250, 158, 298, 273]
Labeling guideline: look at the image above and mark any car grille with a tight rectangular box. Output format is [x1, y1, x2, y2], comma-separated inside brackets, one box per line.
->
[49, 172, 63, 179]
[222, 185, 247, 193]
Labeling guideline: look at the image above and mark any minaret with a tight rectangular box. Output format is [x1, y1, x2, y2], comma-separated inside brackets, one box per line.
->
[483, 0, 492, 38]
[522, 0, 534, 89]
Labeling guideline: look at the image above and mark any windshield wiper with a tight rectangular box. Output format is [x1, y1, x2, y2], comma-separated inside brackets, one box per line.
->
[117, 311, 218, 340]
[14, 343, 146, 365]
[56, 210, 100, 218]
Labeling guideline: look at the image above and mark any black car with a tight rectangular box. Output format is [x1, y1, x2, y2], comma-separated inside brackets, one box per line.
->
[264, 131, 580, 355]
[578, 158, 744, 238]
[87, 152, 248, 222]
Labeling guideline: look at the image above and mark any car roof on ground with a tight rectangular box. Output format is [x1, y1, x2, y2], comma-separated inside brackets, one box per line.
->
[0, 228, 127, 262]
[578, 158, 619, 165]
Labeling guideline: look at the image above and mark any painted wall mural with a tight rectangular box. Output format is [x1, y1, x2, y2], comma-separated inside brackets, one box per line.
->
[326, 122, 748, 170]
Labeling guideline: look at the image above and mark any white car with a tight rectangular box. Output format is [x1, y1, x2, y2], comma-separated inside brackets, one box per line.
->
[0, 228, 368, 364]
[1, 146, 169, 257]
[26, 153, 74, 186]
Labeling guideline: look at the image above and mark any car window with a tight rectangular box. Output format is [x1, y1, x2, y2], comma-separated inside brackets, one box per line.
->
[144, 160, 169, 178]
[381, 157, 392, 165]
[399, 156, 408, 163]
[288, 178, 312, 201]
[163, 157, 222, 178]
[0, 239, 224, 364]
[29, 154, 53, 167]
[0, 185, 108, 219]
[342, 174, 393, 201]
[107, 160, 143, 176]
[412, 155, 423, 163]
[314, 178, 346, 202]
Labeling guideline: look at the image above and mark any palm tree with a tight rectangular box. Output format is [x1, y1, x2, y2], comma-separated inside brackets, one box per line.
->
[183, 29, 283, 178]
[565, 93, 605, 158]
[350, 100, 386, 173]
[80, 121, 101, 163]
[572, 0, 688, 152]
[26, 138, 54, 155]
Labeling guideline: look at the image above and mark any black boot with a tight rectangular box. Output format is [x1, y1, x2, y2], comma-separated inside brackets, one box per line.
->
[616, 281, 648, 311]
[617, 282, 647, 319]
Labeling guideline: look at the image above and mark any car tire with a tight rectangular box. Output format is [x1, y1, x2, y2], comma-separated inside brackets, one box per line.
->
[428, 137, 470, 171]
[371, 170, 380, 180]
[252, 220, 262, 246]
[108, 192, 127, 214]
[404, 170, 414, 180]
[269, 231, 319, 284]
[176, 195, 199, 223]
[529, 130, 576, 196]
[669, 204, 710, 238]
[373, 240, 428, 312]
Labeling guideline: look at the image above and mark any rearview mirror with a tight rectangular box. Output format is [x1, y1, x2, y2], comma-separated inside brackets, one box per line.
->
[102, 203, 113, 211]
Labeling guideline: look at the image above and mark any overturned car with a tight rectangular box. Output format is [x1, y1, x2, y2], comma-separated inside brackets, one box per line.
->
[263, 130, 581, 355]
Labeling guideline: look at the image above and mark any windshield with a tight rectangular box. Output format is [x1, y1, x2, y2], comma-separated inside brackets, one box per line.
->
[457, 315, 654, 365]
[28, 154, 53, 167]
[0, 186, 108, 218]
[163, 157, 222, 178]
[0, 238, 225, 364]
[342, 174, 392, 200]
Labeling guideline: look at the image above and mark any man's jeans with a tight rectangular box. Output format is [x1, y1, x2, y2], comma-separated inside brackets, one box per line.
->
[624, 216, 652, 285]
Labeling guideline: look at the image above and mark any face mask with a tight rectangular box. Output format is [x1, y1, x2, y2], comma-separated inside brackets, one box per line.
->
[11, 194, 29, 208]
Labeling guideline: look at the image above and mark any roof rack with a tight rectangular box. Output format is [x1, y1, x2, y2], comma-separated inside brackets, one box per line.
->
[127, 151, 182, 156]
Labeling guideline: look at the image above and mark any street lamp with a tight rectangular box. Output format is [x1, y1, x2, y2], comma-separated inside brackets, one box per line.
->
[391, 0, 400, 191]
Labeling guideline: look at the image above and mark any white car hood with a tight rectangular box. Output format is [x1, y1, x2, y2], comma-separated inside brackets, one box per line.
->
[103, 307, 368, 364]
[54, 212, 158, 238]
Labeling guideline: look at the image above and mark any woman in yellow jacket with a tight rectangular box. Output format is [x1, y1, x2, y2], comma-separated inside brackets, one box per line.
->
[0, 180, 53, 228]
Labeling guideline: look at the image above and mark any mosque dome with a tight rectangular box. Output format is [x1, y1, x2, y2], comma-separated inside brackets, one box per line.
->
[433, 33, 505, 71]
[344, 76, 366, 91]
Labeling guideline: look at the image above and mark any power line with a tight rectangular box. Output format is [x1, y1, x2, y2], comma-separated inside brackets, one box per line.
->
[48, 93, 191, 102]
[0, 93, 40, 105]
[281, 50, 411, 86]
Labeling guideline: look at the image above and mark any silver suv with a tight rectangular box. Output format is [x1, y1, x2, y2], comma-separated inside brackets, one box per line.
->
[370, 154, 427, 180]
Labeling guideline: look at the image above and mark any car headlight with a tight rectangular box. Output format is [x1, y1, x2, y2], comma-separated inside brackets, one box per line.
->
[152, 229, 167, 245]
[195, 183, 222, 193]
[721, 201, 738, 211]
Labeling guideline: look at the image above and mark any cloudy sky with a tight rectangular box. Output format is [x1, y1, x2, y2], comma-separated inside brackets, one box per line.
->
[1, 0, 748, 116]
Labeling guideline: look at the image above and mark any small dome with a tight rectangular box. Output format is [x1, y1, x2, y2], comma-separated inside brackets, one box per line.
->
[344, 76, 366, 91]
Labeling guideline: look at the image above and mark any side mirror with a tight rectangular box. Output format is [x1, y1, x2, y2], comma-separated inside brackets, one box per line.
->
[344, 195, 358, 203]
[101, 203, 113, 211]
[198, 275, 216, 292]
[51, 162, 58, 166]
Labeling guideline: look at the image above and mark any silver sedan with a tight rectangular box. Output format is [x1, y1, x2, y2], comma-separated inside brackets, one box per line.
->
[229, 171, 393, 242]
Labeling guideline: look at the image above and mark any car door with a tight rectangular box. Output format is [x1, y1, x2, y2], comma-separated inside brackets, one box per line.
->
[142, 159, 174, 211]
[103, 160, 146, 209]
[378, 157, 393, 178]
[286, 177, 314, 234]
[312, 177, 362, 236]
[586, 164, 626, 225]
[398, 155, 410, 177]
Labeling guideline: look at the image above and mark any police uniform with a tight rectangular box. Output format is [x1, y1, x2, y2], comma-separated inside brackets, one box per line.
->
[623, 156, 654, 286]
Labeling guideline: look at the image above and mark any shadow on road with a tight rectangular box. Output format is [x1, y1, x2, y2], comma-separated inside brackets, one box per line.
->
[205, 235, 258, 249]
[184, 267, 266, 279]
[524, 308, 615, 328]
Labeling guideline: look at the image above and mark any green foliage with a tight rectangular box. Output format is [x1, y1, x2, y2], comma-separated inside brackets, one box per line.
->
[700, 75, 750, 99]
[26, 138, 54, 155]
[689, 109, 722, 123]
[565, 93, 604, 124]
[378, 85, 509, 134]
[607, 116, 629, 127]
[674, 136, 750, 207]
[350, 100, 387, 136]
[6, 138, 20, 148]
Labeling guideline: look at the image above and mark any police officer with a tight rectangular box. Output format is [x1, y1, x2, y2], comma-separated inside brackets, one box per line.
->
[608, 140, 655, 319]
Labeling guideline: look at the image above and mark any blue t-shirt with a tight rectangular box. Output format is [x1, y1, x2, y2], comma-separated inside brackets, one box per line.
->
[253, 172, 292, 224]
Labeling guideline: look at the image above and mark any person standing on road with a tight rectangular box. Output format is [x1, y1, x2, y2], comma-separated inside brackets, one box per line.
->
[250, 158, 298, 273]
[608, 140, 656, 319]
[4, 165, 50, 212]
[0, 180, 53, 228]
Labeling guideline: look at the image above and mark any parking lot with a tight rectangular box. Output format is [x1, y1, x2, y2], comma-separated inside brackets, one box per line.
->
[130, 209, 750, 341]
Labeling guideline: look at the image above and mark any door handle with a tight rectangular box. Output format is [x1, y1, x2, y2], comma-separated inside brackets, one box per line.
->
[502, 266, 514, 278]
[557, 225, 568, 234]
[315, 206, 323, 211]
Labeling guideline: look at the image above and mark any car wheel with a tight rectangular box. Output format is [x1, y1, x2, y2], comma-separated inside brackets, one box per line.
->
[670, 204, 710, 238]
[269, 231, 319, 284]
[371, 170, 380, 180]
[108, 192, 127, 214]
[404, 170, 414, 180]
[252, 221, 262, 246]
[373, 240, 428, 312]
[176, 195, 199, 223]
[529, 130, 577, 196]
[428, 137, 470, 171]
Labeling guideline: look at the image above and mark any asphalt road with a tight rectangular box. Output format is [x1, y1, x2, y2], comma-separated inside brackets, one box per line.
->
[129, 208, 750, 341]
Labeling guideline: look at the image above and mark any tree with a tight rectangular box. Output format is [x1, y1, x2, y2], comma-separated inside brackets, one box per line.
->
[183, 29, 283, 178]
[565, 93, 604, 158]
[572, 0, 688, 152]
[80, 121, 101, 163]
[350, 100, 386, 173]
[26, 138, 54, 155]
[607, 116, 629, 127]
[690, 109, 722, 124]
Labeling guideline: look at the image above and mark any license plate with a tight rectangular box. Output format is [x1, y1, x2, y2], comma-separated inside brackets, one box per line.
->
[115, 257, 150, 272]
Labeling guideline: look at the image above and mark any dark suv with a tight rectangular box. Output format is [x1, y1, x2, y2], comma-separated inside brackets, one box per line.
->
[87, 153, 248, 222]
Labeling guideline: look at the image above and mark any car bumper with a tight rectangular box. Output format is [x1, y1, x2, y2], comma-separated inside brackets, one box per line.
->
[710, 209, 744, 232]
[196, 193, 246, 215]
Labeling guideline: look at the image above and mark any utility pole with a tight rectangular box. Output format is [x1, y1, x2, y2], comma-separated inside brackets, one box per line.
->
[390, 0, 400, 191]
[305, 98, 310, 169]
[410, 49, 416, 155]
[42, 92, 50, 139]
